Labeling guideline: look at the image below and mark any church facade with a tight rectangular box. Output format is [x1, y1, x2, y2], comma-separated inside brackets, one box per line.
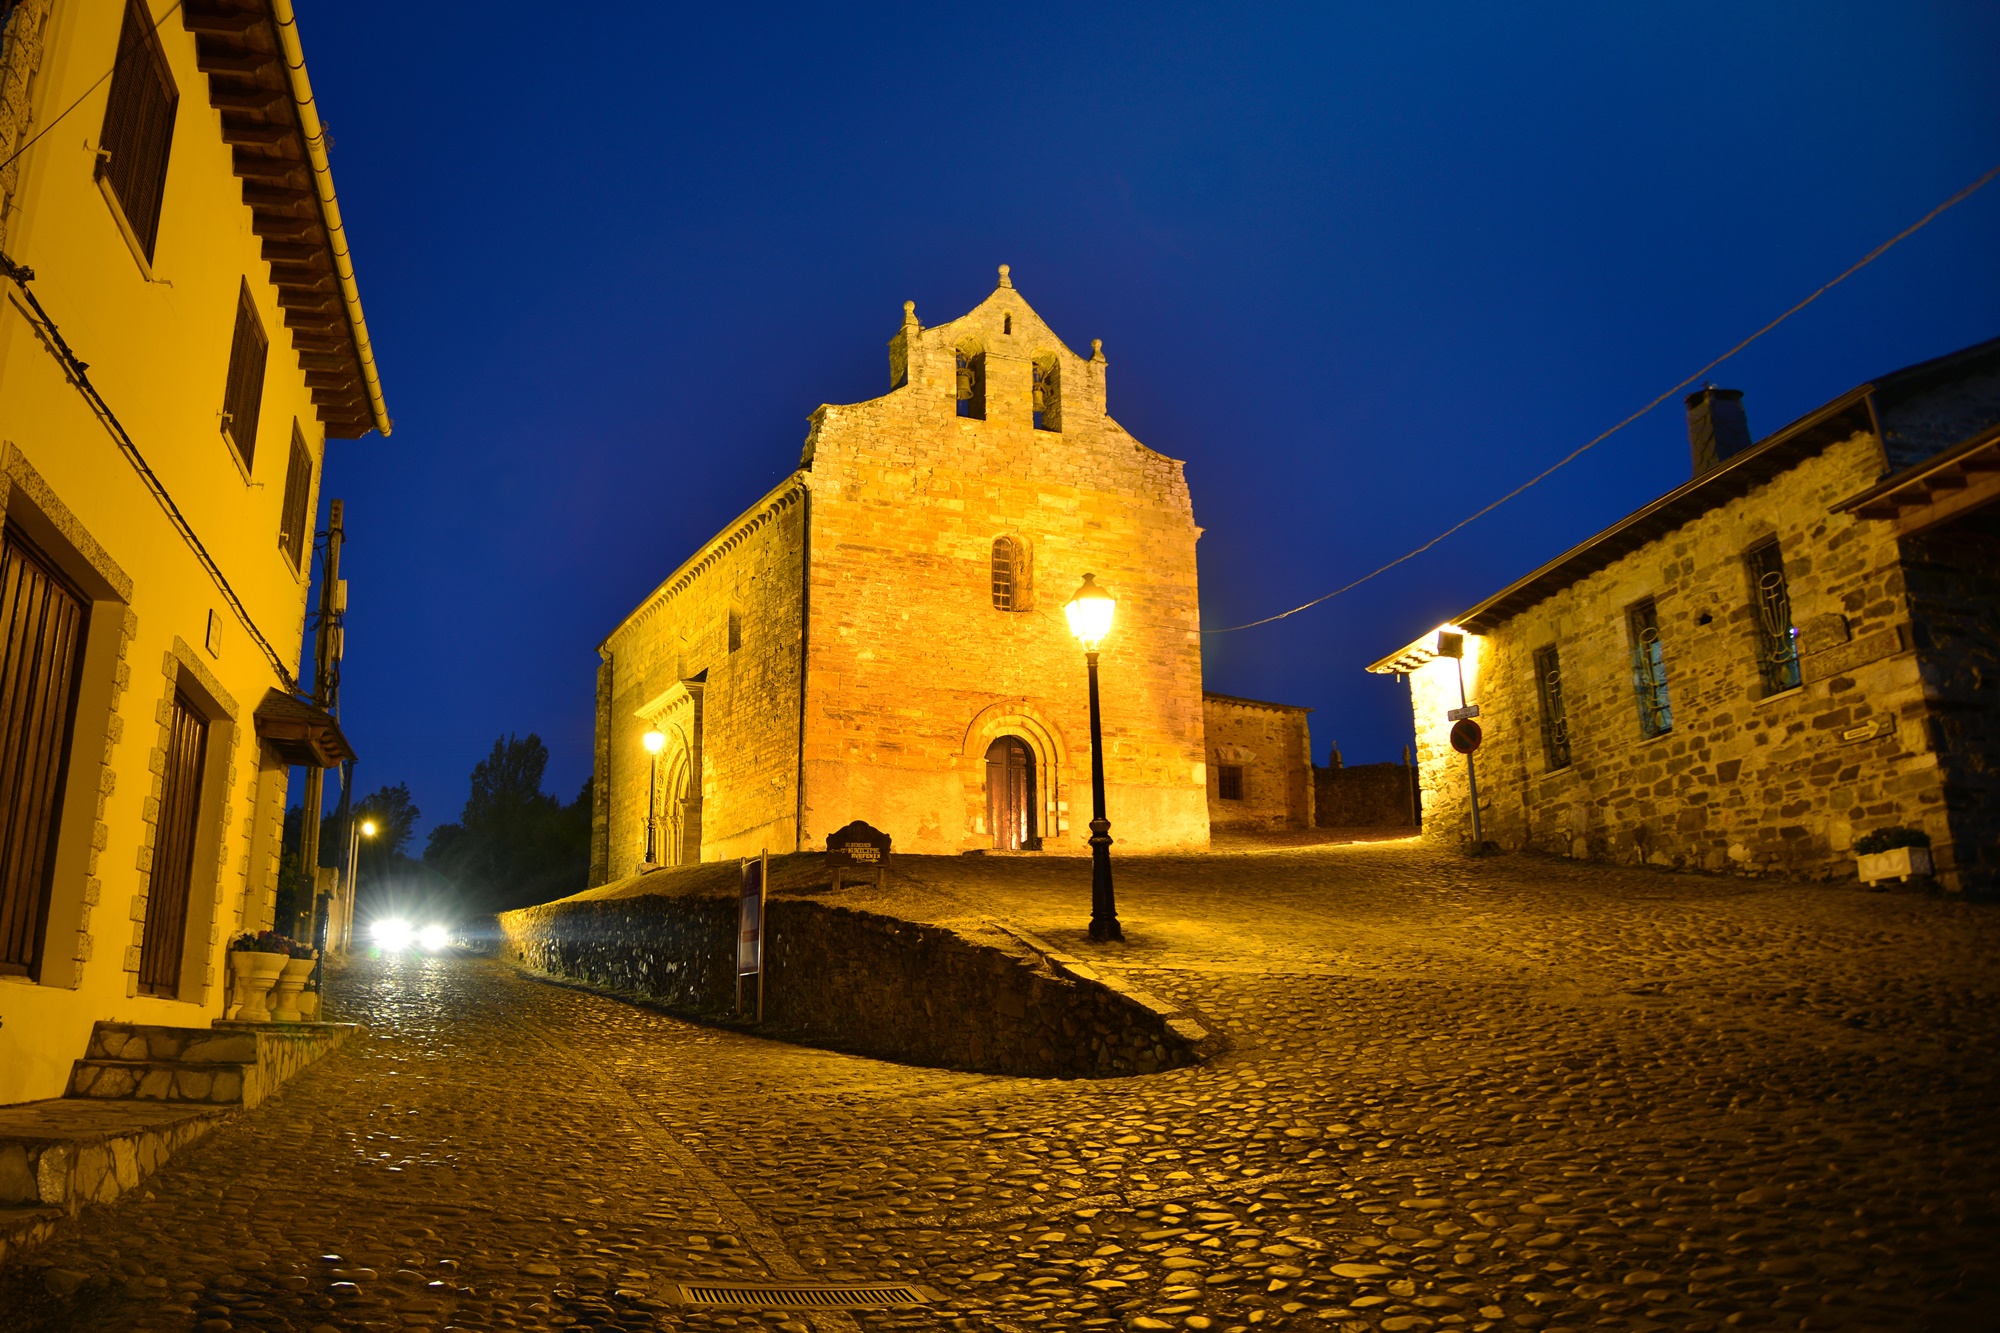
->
[590, 269, 1216, 880]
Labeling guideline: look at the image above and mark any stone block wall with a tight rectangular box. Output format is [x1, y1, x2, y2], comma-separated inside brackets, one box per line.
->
[497, 866, 1198, 1078]
[1901, 509, 2000, 894]
[798, 276, 1208, 855]
[1201, 693, 1313, 830]
[1314, 761, 1418, 829]
[1411, 430, 1958, 882]
[596, 482, 808, 881]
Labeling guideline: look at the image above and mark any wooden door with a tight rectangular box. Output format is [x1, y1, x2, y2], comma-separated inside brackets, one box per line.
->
[138, 689, 207, 996]
[0, 533, 89, 976]
[985, 737, 1036, 851]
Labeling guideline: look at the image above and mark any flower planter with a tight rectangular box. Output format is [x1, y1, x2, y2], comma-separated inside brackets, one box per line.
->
[270, 957, 316, 1022]
[233, 952, 288, 1021]
[1858, 844, 1932, 886]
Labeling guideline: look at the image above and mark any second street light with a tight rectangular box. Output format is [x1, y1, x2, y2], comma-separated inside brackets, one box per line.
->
[1065, 572, 1123, 943]
[642, 729, 666, 870]
[338, 816, 376, 955]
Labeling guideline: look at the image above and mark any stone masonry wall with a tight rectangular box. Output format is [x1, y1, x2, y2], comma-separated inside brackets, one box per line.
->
[497, 862, 1198, 1078]
[1315, 761, 1419, 829]
[597, 483, 807, 880]
[1201, 694, 1313, 830]
[1900, 509, 2000, 894]
[1411, 431, 1957, 883]
[798, 273, 1209, 854]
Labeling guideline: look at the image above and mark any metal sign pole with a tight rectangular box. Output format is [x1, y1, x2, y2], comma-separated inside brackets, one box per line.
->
[1455, 657, 1484, 848]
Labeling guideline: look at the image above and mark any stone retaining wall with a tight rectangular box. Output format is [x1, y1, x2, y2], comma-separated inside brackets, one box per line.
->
[497, 875, 1198, 1079]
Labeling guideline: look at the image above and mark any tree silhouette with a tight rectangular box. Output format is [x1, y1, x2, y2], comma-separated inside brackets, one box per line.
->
[424, 734, 589, 915]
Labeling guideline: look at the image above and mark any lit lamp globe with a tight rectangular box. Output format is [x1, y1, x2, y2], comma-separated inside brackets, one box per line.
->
[642, 730, 666, 755]
[1065, 573, 1116, 649]
[360, 819, 377, 838]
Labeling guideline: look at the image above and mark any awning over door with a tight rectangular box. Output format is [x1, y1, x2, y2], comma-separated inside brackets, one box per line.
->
[253, 689, 356, 766]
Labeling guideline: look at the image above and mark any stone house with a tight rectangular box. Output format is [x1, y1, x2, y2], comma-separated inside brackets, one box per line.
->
[1201, 692, 1314, 832]
[0, 0, 387, 1103]
[594, 268, 1227, 878]
[1367, 336, 2000, 891]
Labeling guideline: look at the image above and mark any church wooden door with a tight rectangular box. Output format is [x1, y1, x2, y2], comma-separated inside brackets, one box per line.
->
[985, 736, 1036, 850]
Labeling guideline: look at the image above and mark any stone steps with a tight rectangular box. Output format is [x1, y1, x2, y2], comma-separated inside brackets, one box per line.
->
[0, 1017, 358, 1267]
[0, 1098, 230, 1262]
[66, 1019, 355, 1109]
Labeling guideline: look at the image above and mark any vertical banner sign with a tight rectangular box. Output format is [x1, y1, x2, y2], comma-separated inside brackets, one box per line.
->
[736, 851, 768, 1021]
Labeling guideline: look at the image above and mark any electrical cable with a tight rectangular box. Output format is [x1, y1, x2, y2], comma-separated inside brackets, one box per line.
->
[1203, 157, 2000, 635]
[0, 1, 185, 177]
[0, 249, 299, 691]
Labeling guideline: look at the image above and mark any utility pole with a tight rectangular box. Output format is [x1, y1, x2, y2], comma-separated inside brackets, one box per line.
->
[295, 500, 345, 940]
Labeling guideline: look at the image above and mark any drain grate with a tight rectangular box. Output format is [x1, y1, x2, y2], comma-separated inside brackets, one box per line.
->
[670, 1280, 940, 1309]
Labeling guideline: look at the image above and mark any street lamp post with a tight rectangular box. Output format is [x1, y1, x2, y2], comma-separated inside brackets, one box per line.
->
[338, 817, 376, 955]
[642, 730, 666, 869]
[1065, 573, 1123, 943]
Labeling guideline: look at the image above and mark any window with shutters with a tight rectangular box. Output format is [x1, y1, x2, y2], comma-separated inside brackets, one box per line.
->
[1032, 356, 1061, 432]
[955, 348, 986, 419]
[1533, 643, 1571, 771]
[96, 0, 178, 262]
[1217, 765, 1244, 801]
[0, 532, 89, 978]
[137, 688, 208, 997]
[222, 281, 268, 469]
[278, 422, 313, 570]
[1745, 540, 1802, 696]
[1628, 598, 1673, 738]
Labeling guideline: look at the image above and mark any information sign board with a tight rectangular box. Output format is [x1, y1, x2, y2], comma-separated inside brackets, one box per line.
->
[825, 820, 892, 891]
[736, 851, 767, 1020]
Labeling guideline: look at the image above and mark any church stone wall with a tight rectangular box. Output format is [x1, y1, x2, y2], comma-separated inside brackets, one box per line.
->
[798, 275, 1208, 854]
[1410, 431, 1958, 883]
[596, 482, 806, 882]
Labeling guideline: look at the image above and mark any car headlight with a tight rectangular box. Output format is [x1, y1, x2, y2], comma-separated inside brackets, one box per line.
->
[418, 924, 449, 952]
[371, 918, 412, 950]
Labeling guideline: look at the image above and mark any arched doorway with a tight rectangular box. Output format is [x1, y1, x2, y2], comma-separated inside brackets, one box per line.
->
[986, 736, 1038, 850]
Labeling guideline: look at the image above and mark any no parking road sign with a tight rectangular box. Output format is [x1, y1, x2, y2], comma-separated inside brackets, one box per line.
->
[1450, 718, 1483, 754]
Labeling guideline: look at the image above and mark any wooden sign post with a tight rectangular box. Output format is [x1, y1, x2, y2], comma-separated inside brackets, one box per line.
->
[825, 820, 892, 893]
[736, 850, 767, 1022]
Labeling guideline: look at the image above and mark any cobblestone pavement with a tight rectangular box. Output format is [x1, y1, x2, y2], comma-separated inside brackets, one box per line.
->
[10, 842, 2000, 1333]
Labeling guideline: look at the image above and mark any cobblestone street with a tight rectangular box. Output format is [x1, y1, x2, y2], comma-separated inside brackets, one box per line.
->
[10, 842, 1999, 1332]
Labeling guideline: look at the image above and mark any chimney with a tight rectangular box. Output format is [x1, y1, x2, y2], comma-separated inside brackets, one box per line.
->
[1686, 386, 1751, 476]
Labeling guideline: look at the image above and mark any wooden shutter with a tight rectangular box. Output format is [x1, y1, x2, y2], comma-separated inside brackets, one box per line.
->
[279, 423, 313, 568]
[137, 689, 208, 996]
[222, 281, 269, 468]
[97, 0, 178, 261]
[0, 533, 89, 976]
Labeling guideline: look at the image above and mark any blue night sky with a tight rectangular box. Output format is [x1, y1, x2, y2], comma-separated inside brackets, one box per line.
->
[302, 3, 1999, 837]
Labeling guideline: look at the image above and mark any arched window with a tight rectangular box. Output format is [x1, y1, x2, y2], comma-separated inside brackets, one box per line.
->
[991, 536, 1032, 611]
[1032, 357, 1061, 432]
[956, 348, 986, 419]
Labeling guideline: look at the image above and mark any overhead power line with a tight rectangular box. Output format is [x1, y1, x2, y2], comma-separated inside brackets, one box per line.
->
[1203, 157, 2000, 635]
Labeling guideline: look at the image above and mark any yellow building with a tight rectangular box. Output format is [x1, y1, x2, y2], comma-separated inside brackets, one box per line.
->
[0, 0, 387, 1105]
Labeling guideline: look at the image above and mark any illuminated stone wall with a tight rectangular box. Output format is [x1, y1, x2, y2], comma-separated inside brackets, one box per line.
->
[1409, 430, 1963, 884]
[1201, 693, 1314, 831]
[594, 271, 1211, 880]
[1314, 761, 1419, 829]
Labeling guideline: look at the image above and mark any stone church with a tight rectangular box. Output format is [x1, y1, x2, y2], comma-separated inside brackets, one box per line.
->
[590, 268, 1306, 881]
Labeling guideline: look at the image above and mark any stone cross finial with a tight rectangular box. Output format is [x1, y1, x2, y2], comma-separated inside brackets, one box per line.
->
[997, 264, 1013, 289]
[902, 300, 918, 325]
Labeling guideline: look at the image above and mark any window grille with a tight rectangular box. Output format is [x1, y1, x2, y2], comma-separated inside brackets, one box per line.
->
[97, 0, 178, 261]
[1745, 541, 1802, 695]
[222, 281, 268, 467]
[727, 606, 743, 653]
[955, 351, 985, 419]
[1032, 359, 1061, 432]
[990, 537, 1017, 610]
[138, 689, 207, 996]
[1628, 599, 1673, 738]
[1533, 644, 1571, 771]
[278, 423, 313, 569]
[1217, 765, 1244, 801]
[0, 532, 89, 977]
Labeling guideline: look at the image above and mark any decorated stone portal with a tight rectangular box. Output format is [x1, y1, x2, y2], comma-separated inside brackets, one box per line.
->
[826, 820, 891, 892]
